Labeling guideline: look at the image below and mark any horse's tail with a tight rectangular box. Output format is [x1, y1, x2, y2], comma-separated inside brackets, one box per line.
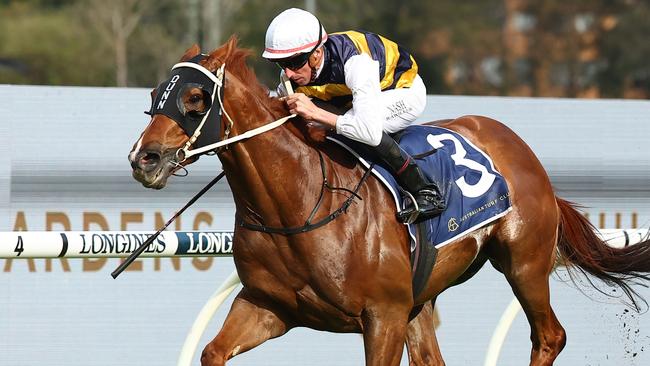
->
[555, 197, 650, 309]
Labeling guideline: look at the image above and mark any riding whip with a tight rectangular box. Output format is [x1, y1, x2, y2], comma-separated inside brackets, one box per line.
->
[111, 171, 226, 279]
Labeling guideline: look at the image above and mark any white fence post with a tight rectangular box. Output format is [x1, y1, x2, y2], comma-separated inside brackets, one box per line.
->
[177, 270, 241, 366]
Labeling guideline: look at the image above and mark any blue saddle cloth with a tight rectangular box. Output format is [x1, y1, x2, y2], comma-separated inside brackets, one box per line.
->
[329, 125, 512, 248]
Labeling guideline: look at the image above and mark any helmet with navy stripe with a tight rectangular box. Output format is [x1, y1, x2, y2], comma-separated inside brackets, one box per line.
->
[263, 8, 327, 60]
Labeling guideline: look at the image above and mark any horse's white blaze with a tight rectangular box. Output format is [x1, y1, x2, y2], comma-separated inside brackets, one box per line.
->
[129, 135, 144, 163]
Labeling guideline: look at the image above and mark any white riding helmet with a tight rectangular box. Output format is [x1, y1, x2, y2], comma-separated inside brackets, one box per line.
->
[263, 8, 328, 60]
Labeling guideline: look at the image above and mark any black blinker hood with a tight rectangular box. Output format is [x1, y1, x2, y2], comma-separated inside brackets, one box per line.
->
[148, 57, 223, 151]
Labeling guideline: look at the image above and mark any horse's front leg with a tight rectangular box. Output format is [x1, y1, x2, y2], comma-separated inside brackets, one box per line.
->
[362, 304, 411, 366]
[406, 300, 445, 366]
[201, 288, 290, 366]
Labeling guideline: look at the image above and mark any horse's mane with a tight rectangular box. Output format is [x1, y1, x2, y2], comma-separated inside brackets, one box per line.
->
[207, 38, 333, 148]
[219, 43, 287, 117]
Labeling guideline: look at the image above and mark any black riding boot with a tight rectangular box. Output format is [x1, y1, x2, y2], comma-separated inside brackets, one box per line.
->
[374, 132, 446, 223]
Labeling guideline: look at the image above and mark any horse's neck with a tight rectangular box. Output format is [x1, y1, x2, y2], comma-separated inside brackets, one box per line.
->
[222, 107, 319, 226]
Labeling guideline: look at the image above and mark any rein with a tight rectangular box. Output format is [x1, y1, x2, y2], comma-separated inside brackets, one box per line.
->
[202, 63, 372, 234]
[180, 113, 295, 160]
[113, 59, 373, 278]
[239, 151, 375, 235]
[174, 62, 297, 162]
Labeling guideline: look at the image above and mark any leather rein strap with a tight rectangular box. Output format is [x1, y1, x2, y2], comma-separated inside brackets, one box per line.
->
[239, 151, 374, 235]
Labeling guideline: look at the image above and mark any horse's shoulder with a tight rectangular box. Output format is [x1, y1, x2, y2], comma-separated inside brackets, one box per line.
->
[319, 140, 361, 171]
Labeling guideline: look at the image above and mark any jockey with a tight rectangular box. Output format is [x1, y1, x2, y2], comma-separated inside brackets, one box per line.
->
[263, 8, 445, 223]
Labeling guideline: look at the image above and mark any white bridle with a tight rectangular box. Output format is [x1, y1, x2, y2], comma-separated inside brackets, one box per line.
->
[172, 62, 296, 162]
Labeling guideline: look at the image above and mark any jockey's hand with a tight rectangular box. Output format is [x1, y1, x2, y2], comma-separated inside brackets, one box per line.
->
[284, 93, 320, 121]
[283, 93, 339, 130]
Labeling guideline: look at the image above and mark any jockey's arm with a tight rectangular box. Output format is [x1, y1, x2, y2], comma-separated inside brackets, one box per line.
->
[335, 54, 384, 146]
[275, 72, 338, 125]
[285, 54, 384, 146]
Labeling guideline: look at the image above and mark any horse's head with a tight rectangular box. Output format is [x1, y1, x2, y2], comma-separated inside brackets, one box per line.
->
[129, 38, 242, 189]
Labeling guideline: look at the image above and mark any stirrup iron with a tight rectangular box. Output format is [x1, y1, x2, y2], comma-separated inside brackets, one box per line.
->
[399, 189, 419, 224]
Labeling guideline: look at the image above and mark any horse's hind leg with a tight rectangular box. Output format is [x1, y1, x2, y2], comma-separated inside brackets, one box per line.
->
[406, 300, 445, 366]
[201, 289, 290, 366]
[490, 222, 566, 365]
[504, 267, 566, 366]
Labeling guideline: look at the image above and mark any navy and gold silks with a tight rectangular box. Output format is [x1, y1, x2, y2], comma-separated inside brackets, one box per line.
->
[295, 30, 418, 108]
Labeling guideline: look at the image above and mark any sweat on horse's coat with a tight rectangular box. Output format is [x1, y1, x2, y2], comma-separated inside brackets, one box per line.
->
[129, 38, 650, 366]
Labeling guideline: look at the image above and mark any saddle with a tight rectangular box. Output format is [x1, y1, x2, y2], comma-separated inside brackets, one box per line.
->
[327, 124, 512, 299]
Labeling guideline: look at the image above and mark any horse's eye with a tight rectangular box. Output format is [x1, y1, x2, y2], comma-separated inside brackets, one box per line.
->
[189, 94, 202, 104]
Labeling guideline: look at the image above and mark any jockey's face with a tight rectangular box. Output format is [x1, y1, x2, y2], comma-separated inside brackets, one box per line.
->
[278, 47, 323, 86]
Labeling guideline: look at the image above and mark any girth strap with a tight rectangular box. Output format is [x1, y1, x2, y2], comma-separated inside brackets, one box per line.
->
[410, 222, 438, 299]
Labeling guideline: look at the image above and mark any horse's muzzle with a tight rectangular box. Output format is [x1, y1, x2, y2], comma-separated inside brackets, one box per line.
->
[130, 149, 174, 189]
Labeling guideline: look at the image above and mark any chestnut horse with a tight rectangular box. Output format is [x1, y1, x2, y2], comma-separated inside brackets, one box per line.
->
[129, 38, 650, 366]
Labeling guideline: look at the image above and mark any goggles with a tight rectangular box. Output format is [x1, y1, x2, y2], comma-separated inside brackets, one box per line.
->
[275, 51, 312, 71]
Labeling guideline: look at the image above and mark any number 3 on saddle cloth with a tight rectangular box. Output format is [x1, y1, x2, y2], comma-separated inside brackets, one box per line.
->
[328, 125, 513, 298]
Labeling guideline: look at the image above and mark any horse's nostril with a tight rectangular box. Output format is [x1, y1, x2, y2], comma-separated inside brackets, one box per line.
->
[135, 150, 161, 172]
[141, 152, 160, 164]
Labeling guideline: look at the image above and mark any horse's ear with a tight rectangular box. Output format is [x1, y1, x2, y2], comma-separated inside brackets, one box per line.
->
[205, 36, 239, 70]
[222, 35, 239, 57]
[180, 44, 202, 62]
